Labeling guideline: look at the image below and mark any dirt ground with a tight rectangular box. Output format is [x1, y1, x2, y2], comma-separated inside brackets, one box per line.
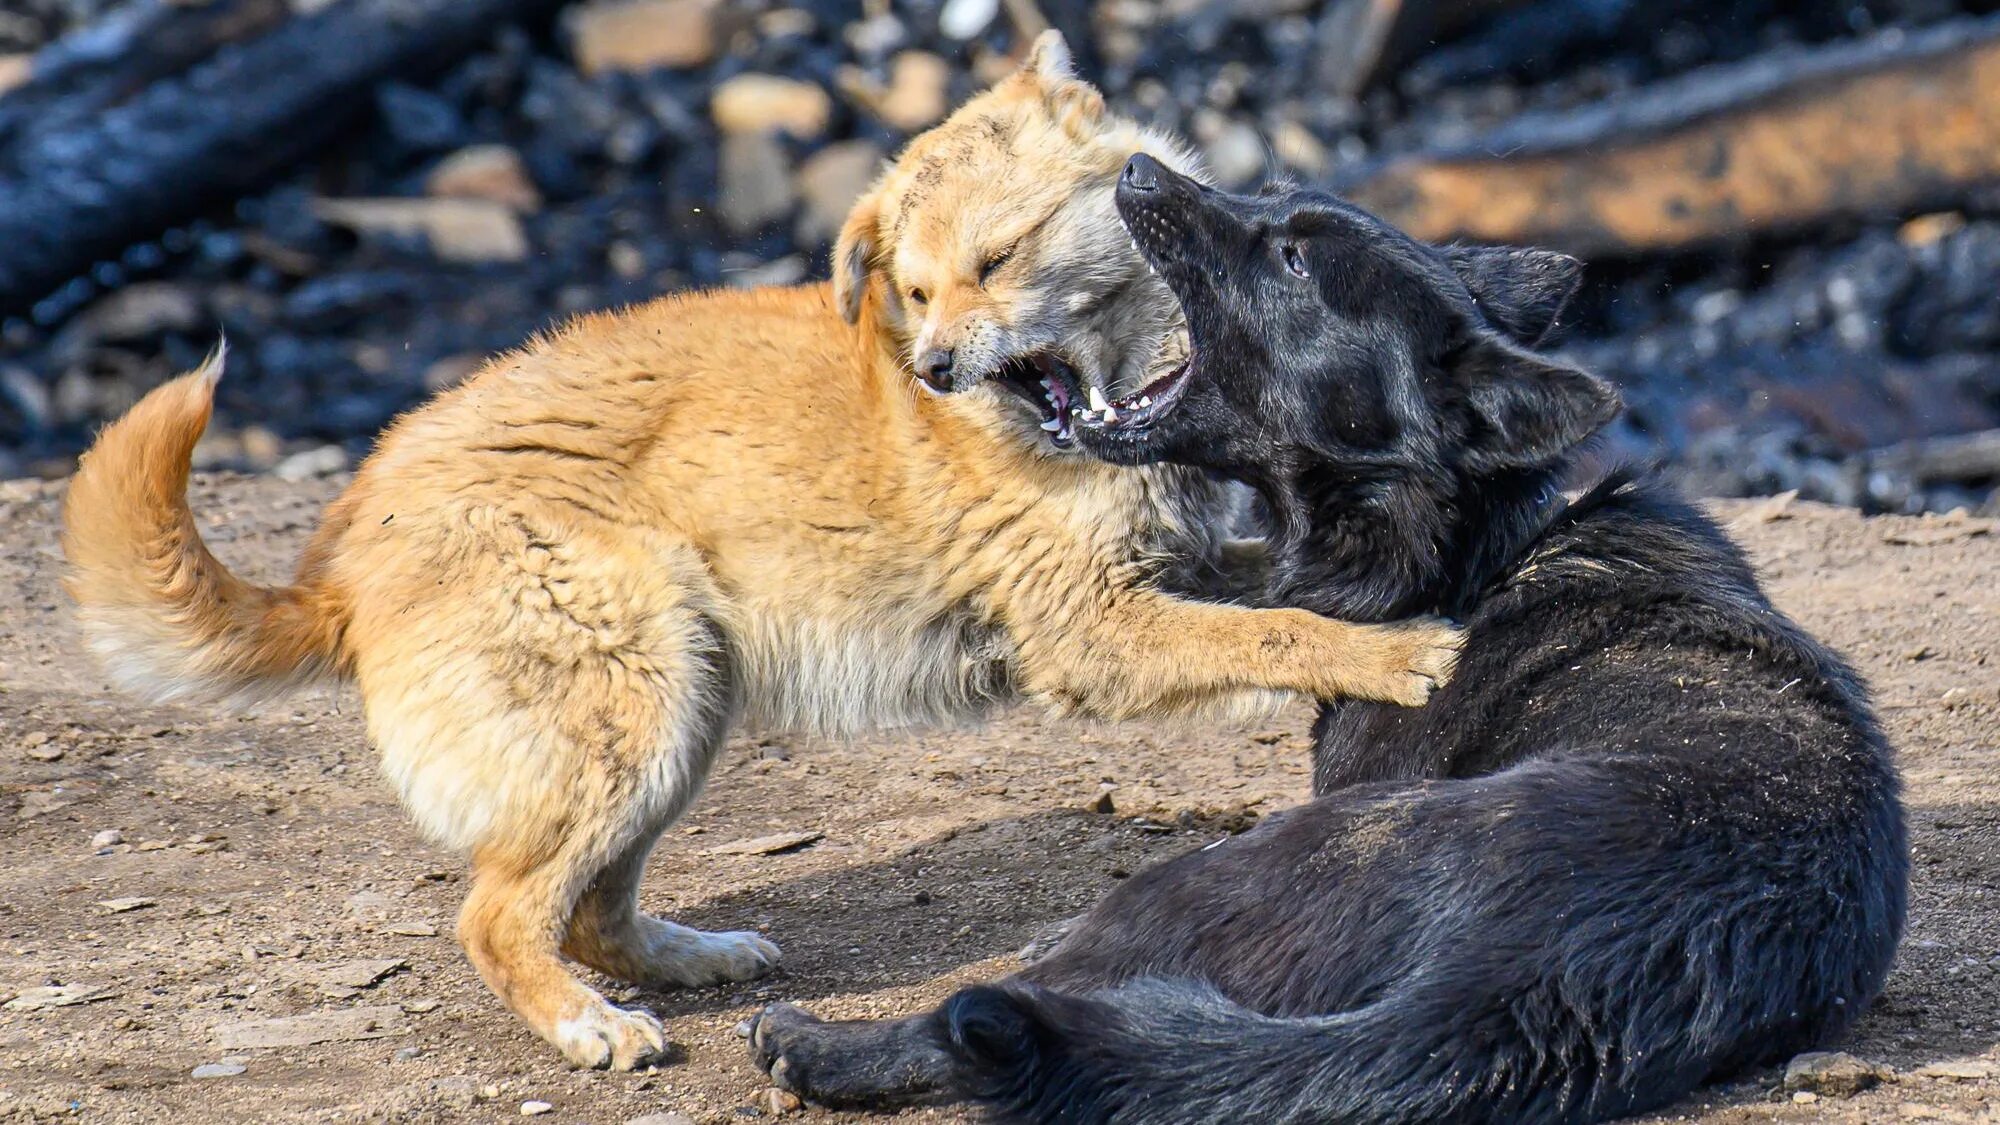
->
[1, 472, 1995, 1124]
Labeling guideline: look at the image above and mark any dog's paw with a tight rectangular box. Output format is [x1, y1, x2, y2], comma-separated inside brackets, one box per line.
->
[665, 927, 781, 987]
[745, 1002, 823, 1092]
[1352, 617, 1463, 707]
[554, 1000, 669, 1071]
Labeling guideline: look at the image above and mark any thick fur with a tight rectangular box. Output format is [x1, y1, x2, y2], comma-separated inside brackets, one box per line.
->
[60, 39, 1459, 1072]
[744, 163, 1907, 1123]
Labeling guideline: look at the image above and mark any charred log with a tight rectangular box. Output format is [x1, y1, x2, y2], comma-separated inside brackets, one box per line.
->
[1342, 14, 2000, 256]
[0, 0, 564, 321]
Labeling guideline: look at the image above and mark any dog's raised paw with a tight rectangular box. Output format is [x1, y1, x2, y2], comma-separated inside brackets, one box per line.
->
[1356, 618, 1463, 707]
[555, 1000, 669, 1071]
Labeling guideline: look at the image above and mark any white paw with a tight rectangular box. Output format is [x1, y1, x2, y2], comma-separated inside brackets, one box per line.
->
[553, 1001, 668, 1071]
[668, 927, 782, 986]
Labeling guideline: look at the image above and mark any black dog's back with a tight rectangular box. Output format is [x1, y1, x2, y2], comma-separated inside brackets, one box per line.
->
[975, 476, 1904, 1124]
[741, 164, 1907, 1124]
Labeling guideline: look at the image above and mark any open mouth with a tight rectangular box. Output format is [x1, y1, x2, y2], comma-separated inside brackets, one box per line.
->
[994, 352, 1081, 448]
[1074, 329, 1194, 436]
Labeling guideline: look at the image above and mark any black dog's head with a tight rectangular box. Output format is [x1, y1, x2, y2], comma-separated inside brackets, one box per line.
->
[1074, 154, 1620, 485]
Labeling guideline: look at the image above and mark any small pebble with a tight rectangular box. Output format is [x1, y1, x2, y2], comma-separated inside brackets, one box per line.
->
[521, 1100, 554, 1116]
[192, 1062, 247, 1079]
[92, 829, 124, 848]
[759, 1087, 803, 1115]
[394, 1046, 422, 1061]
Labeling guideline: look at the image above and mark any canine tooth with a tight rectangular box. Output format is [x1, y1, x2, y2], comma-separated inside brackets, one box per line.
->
[1040, 418, 1065, 432]
[1087, 386, 1110, 412]
[1102, 405, 1118, 422]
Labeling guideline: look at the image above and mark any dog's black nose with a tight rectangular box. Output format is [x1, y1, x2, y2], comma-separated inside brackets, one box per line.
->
[1122, 154, 1161, 192]
[921, 348, 956, 391]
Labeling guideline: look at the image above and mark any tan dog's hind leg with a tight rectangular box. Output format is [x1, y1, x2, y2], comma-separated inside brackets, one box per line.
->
[360, 514, 772, 1069]
[1023, 587, 1462, 718]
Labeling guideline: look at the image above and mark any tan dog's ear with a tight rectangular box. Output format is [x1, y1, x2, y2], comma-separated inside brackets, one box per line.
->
[1015, 31, 1104, 138]
[832, 185, 884, 325]
[1024, 29, 1075, 81]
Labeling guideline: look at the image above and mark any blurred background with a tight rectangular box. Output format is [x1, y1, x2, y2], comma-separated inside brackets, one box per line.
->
[0, 0, 1997, 513]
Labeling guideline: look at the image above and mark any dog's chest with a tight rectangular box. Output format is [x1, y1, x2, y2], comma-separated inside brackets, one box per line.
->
[734, 603, 1018, 737]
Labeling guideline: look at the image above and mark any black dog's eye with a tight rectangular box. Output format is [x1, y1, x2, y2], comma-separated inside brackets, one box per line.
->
[1280, 244, 1310, 280]
[909, 287, 928, 306]
[979, 248, 1014, 285]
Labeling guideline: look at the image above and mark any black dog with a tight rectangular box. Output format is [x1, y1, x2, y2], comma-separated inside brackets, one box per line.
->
[743, 157, 1908, 1124]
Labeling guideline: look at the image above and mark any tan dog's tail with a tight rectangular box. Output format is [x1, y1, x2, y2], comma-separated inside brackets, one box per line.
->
[61, 343, 348, 705]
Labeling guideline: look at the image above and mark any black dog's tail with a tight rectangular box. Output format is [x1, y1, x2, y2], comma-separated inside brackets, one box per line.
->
[946, 979, 1558, 1125]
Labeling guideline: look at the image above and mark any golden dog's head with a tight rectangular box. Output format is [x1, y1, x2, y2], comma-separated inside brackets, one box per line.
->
[833, 32, 1201, 452]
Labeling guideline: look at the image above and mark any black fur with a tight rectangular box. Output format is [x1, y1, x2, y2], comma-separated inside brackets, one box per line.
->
[743, 159, 1907, 1124]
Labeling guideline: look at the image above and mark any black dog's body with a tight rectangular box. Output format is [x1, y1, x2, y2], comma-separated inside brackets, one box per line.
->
[745, 162, 1907, 1124]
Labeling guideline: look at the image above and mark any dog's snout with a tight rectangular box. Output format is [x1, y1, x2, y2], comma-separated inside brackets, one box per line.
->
[920, 348, 956, 392]
[1122, 154, 1162, 192]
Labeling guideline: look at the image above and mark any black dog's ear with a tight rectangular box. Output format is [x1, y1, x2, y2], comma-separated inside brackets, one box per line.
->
[1452, 336, 1621, 470]
[1440, 246, 1582, 346]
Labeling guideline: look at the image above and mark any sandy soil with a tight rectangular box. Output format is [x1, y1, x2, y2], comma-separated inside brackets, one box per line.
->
[0, 473, 1995, 1124]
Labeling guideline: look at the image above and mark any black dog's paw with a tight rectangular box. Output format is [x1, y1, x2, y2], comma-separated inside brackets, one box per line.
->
[745, 1002, 823, 1093]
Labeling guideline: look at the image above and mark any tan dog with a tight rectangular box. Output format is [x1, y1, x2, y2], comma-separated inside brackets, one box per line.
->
[60, 34, 1457, 1071]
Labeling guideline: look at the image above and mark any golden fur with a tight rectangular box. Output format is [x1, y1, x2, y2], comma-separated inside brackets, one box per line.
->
[61, 36, 1457, 1071]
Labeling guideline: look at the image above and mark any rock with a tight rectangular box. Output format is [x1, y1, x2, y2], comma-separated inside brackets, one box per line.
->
[0, 54, 31, 99]
[1785, 1051, 1893, 1097]
[520, 1100, 554, 1116]
[1088, 785, 1117, 814]
[402, 999, 442, 1014]
[95, 897, 157, 914]
[1913, 1060, 1994, 1080]
[274, 445, 349, 482]
[394, 1046, 422, 1062]
[67, 282, 203, 346]
[880, 52, 950, 131]
[298, 958, 408, 998]
[5, 985, 116, 1011]
[192, 1062, 247, 1079]
[91, 829, 124, 849]
[707, 830, 823, 856]
[570, 0, 716, 75]
[432, 1075, 484, 1108]
[385, 921, 439, 937]
[1202, 119, 1267, 189]
[626, 1114, 697, 1125]
[712, 74, 832, 140]
[315, 198, 529, 264]
[758, 1087, 804, 1115]
[938, 0, 999, 40]
[24, 740, 63, 762]
[718, 132, 796, 236]
[213, 1005, 408, 1049]
[375, 82, 467, 154]
[796, 140, 884, 243]
[426, 145, 542, 213]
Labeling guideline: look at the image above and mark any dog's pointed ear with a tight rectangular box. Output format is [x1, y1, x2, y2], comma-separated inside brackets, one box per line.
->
[832, 184, 886, 325]
[1012, 30, 1105, 136]
[1024, 29, 1075, 81]
[1453, 336, 1621, 470]
[1441, 245, 1582, 346]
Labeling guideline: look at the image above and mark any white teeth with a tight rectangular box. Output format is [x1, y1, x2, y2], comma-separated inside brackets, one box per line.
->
[1071, 407, 1084, 417]
[1039, 378, 1052, 391]
[1087, 385, 1110, 412]
[1040, 418, 1065, 432]
[1102, 405, 1118, 422]
[1137, 395, 1152, 407]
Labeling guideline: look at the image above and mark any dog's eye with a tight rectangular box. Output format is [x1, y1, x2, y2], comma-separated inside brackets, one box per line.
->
[909, 287, 928, 306]
[1280, 244, 1310, 280]
[979, 249, 1014, 285]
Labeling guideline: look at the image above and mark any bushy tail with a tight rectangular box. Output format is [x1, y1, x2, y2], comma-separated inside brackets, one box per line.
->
[945, 981, 1493, 1125]
[944, 972, 1720, 1125]
[61, 344, 348, 706]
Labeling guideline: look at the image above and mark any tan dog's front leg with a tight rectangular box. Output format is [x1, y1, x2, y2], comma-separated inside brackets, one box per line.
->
[1021, 589, 1460, 719]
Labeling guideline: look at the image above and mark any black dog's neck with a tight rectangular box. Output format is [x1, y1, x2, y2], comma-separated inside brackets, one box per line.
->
[1252, 460, 1565, 624]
